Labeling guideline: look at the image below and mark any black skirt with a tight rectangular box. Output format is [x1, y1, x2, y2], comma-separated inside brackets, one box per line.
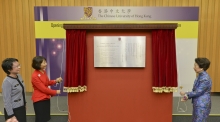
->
[33, 99, 51, 122]
[4, 105, 27, 122]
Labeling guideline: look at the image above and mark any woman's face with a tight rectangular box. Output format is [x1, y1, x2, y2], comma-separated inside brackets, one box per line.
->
[9, 61, 21, 74]
[193, 62, 203, 73]
[40, 60, 47, 70]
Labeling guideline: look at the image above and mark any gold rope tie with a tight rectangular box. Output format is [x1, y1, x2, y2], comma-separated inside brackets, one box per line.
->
[152, 87, 178, 93]
[63, 86, 87, 93]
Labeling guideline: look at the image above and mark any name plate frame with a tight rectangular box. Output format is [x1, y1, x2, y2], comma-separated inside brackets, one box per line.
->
[94, 36, 146, 67]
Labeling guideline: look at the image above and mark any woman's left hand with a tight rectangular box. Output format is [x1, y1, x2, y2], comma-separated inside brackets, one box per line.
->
[180, 91, 186, 96]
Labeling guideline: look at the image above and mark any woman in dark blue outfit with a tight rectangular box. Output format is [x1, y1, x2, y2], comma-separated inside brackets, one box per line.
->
[180, 58, 212, 122]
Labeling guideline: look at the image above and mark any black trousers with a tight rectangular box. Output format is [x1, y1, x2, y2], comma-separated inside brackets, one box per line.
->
[4, 105, 27, 122]
[33, 99, 51, 122]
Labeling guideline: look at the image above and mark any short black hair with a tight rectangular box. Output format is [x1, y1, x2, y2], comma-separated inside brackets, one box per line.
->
[1, 58, 19, 74]
[32, 56, 46, 70]
[195, 57, 210, 71]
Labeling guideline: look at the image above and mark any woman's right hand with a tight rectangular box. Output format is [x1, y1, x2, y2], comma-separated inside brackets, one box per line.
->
[6, 116, 18, 122]
[55, 77, 63, 83]
[181, 98, 187, 102]
[56, 90, 61, 94]
[6, 118, 12, 122]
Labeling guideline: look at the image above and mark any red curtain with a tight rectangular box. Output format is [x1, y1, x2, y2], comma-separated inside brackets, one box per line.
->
[152, 29, 178, 93]
[64, 29, 87, 93]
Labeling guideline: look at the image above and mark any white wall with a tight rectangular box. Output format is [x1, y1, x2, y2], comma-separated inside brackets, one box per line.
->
[173, 39, 197, 97]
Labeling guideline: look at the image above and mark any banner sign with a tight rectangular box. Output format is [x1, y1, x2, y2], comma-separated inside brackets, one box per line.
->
[34, 7, 199, 21]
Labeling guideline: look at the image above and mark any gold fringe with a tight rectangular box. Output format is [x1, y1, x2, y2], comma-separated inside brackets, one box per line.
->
[152, 87, 178, 93]
[63, 86, 87, 93]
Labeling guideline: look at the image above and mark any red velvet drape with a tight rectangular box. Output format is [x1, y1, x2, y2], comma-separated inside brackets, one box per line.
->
[64, 29, 87, 92]
[152, 29, 177, 93]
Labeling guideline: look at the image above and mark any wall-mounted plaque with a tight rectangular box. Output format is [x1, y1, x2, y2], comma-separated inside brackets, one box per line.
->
[94, 36, 146, 67]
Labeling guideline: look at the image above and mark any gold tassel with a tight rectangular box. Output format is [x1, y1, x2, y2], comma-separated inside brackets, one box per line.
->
[63, 86, 87, 93]
[152, 87, 178, 93]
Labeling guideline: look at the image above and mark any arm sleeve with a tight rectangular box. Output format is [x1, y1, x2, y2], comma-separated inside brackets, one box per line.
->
[2, 80, 15, 118]
[44, 71, 57, 86]
[48, 80, 56, 86]
[32, 76, 57, 96]
[187, 79, 210, 99]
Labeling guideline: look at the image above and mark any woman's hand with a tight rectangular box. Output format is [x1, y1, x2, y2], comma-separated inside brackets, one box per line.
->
[6, 116, 18, 122]
[56, 90, 61, 94]
[181, 94, 188, 102]
[12, 116, 18, 122]
[6, 118, 12, 122]
[55, 77, 63, 83]
[180, 91, 186, 96]
[181, 97, 187, 102]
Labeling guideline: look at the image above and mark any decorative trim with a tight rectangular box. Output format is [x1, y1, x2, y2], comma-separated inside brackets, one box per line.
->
[63, 23, 178, 30]
[152, 87, 178, 93]
[63, 86, 87, 93]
